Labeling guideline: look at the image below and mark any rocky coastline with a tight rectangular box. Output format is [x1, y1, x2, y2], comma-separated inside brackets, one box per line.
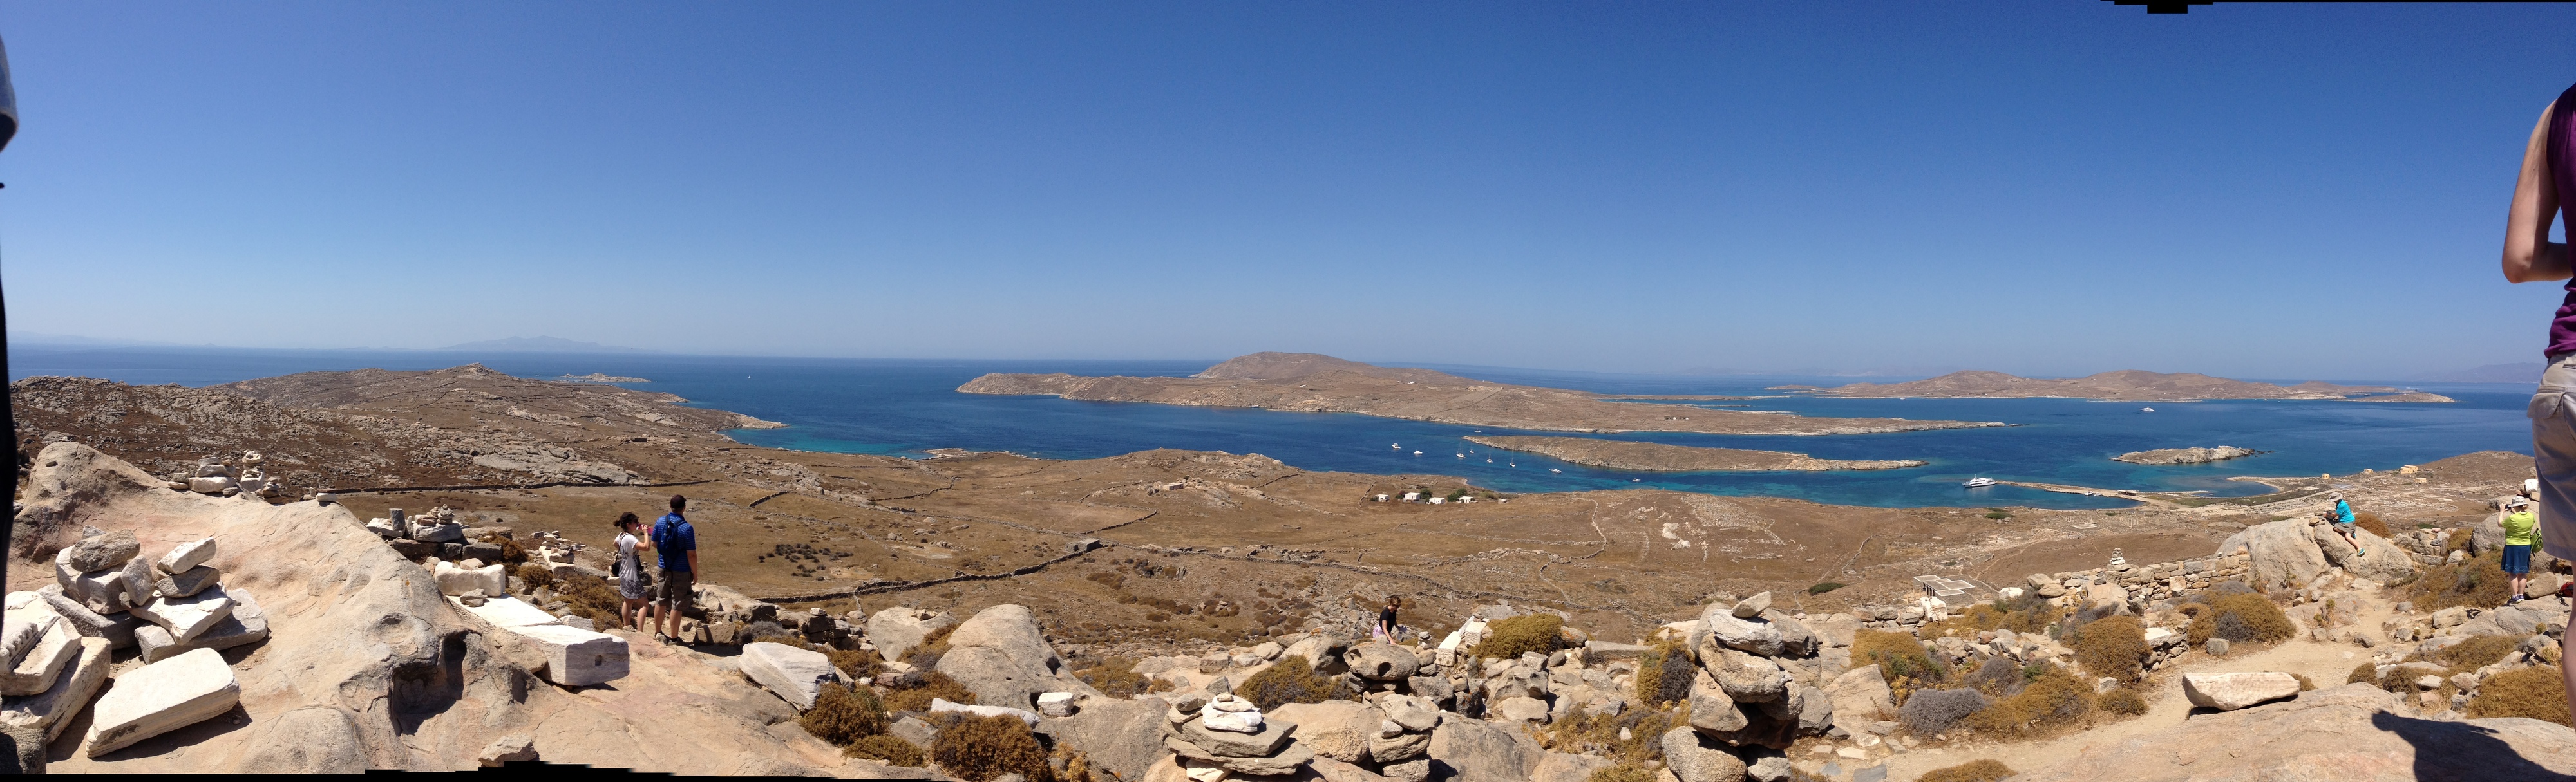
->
[2112, 446, 2266, 465]
[1464, 436, 1926, 472]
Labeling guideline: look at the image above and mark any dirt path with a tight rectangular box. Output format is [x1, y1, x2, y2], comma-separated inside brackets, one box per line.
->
[1864, 637, 2372, 781]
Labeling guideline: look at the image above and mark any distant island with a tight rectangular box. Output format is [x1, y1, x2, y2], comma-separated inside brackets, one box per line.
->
[554, 373, 650, 384]
[1465, 435, 1925, 472]
[2112, 445, 2265, 465]
[960, 352, 2009, 436]
[439, 336, 646, 353]
[1771, 370, 2455, 403]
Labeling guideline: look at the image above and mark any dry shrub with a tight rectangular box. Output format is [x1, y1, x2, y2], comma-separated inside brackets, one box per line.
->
[800, 682, 888, 745]
[1853, 629, 1949, 700]
[904, 626, 956, 669]
[2467, 666, 2574, 726]
[2446, 528, 2476, 555]
[553, 574, 626, 629]
[1636, 639, 1693, 706]
[2290, 673, 2316, 691]
[884, 670, 976, 712]
[1898, 688, 1987, 735]
[1472, 613, 1568, 659]
[846, 734, 925, 766]
[2430, 635, 2521, 671]
[2183, 593, 2295, 646]
[1057, 748, 1095, 782]
[1964, 656, 2027, 697]
[1540, 701, 1678, 763]
[2098, 687, 2148, 716]
[1918, 759, 2016, 782]
[1962, 667, 2093, 738]
[931, 714, 1056, 782]
[1237, 654, 1341, 710]
[2410, 548, 2518, 611]
[515, 563, 555, 591]
[1075, 657, 1149, 698]
[2349, 662, 2380, 685]
[1587, 764, 1656, 782]
[1925, 594, 2064, 640]
[2072, 615, 2148, 684]
[2353, 512, 2391, 539]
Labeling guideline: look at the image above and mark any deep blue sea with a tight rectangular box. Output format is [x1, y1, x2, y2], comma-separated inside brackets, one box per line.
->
[7, 346, 2541, 510]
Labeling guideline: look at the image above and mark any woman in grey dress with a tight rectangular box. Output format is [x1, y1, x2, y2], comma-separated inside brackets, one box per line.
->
[614, 512, 653, 629]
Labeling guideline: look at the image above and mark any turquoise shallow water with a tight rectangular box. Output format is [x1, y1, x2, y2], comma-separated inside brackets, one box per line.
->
[8, 347, 2538, 510]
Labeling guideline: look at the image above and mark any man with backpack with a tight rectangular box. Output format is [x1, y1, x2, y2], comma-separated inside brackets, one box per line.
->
[651, 494, 699, 642]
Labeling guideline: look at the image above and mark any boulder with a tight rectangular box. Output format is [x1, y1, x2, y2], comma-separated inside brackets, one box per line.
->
[515, 624, 629, 687]
[153, 566, 220, 599]
[1747, 756, 1792, 782]
[433, 562, 507, 597]
[2083, 584, 2130, 615]
[1758, 610, 1820, 657]
[1, 636, 108, 741]
[130, 587, 235, 642]
[1823, 664, 1895, 726]
[1163, 735, 1315, 776]
[2181, 672, 2302, 711]
[1660, 727, 1750, 782]
[1173, 714, 1298, 756]
[741, 642, 842, 710]
[1269, 700, 1376, 763]
[133, 589, 269, 664]
[156, 537, 216, 574]
[1370, 726, 1432, 765]
[55, 551, 129, 616]
[1531, 751, 1616, 782]
[1702, 647, 1790, 702]
[936, 604, 1093, 710]
[413, 523, 466, 545]
[2230, 519, 2331, 588]
[0, 622, 76, 697]
[1494, 696, 1551, 723]
[1698, 602, 1786, 658]
[867, 607, 958, 663]
[2014, 684, 2576, 781]
[61, 530, 139, 573]
[1687, 670, 1749, 732]
[1035, 695, 1169, 781]
[1732, 592, 1772, 618]
[1037, 691, 1077, 717]
[1427, 714, 1545, 782]
[479, 734, 538, 767]
[1283, 633, 1350, 675]
[83, 647, 240, 758]
[1791, 684, 1834, 734]
[930, 698, 1043, 727]
[2313, 525, 2418, 582]
[118, 556, 159, 611]
[35, 590, 144, 649]
[1344, 642, 1419, 682]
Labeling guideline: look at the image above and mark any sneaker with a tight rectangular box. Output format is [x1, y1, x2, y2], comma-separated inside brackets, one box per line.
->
[2509, 595, 2528, 606]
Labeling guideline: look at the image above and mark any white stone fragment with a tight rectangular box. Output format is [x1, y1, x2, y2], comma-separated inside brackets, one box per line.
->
[453, 596, 562, 629]
[1037, 691, 1077, 717]
[155, 537, 216, 575]
[740, 642, 841, 710]
[131, 587, 235, 642]
[0, 637, 109, 741]
[515, 624, 629, 687]
[84, 647, 241, 758]
[929, 697, 1042, 727]
[433, 561, 507, 597]
[133, 589, 268, 664]
[0, 622, 77, 696]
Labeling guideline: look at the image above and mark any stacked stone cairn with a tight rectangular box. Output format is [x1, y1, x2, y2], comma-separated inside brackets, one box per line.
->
[162, 451, 278, 498]
[1662, 591, 1834, 782]
[368, 506, 475, 561]
[6, 530, 265, 757]
[1162, 693, 1314, 780]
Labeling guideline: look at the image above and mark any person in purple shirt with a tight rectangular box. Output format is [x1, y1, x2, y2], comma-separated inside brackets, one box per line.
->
[2502, 80, 2576, 727]
[650, 494, 699, 642]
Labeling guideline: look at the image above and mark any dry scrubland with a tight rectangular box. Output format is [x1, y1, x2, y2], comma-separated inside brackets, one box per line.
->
[8, 361, 2573, 779]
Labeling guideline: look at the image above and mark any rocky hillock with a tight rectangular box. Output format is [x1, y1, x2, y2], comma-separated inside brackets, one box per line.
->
[2112, 446, 2264, 465]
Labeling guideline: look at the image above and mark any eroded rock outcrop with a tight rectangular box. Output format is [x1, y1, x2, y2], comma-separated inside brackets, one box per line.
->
[2016, 684, 2576, 781]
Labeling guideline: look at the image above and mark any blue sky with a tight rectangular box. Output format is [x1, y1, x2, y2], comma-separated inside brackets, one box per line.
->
[2, 1, 2570, 378]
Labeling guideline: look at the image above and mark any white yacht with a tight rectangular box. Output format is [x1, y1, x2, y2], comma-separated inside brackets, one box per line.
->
[2140, 407, 2155, 413]
[1962, 477, 1997, 488]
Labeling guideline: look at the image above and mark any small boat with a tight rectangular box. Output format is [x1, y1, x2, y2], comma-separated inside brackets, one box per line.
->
[1962, 477, 1996, 488]
[1412, 451, 1422, 455]
[1549, 469, 1562, 473]
[1486, 458, 1493, 463]
[2140, 407, 2155, 413]
[1456, 453, 1466, 458]
[1392, 443, 1400, 449]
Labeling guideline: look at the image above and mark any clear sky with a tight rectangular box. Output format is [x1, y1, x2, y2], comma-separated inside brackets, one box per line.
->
[3, 1, 2571, 378]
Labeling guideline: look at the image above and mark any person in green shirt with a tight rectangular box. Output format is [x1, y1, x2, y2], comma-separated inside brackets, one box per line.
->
[2503, 497, 2541, 606]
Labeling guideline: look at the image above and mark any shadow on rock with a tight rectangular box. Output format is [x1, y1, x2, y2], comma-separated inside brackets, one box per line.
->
[2369, 711, 2576, 782]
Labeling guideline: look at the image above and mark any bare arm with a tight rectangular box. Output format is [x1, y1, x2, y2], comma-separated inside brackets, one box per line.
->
[687, 549, 701, 575]
[2506, 100, 2570, 283]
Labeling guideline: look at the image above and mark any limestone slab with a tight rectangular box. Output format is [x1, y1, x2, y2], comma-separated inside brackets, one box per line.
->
[929, 697, 1043, 727]
[433, 561, 507, 597]
[741, 642, 840, 709]
[2181, 672, 2302, 711]
[515, 623, 629, 687]
[1175, 715, 1297, 757]
[35, 590, 143, 649]
[0, 614, 53, 667]
[133, 589, 268, 664]
[153, 566, 220, 599]
[61, 530, 138, 573]
[453, 595, 563, 629]
[0, 637, 108, 741]
[156, 537, 216, 575]
[0, 623, 77, 696]
[53, 550, 128, 616]
[131, 587, 235, 642]
[83, 647, 240, 758]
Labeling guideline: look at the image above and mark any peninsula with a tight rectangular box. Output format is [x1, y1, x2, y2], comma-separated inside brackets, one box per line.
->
[2112, 445, 2266, 465]
[1464, 435, 1926, 472]
[959, 352, 2009, 436]
[1772, 369, 2455, 403]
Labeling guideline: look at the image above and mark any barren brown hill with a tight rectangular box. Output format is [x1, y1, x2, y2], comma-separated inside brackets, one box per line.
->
[1464, 435, 1926, 472]
[1779, 369, 2453, 402]
[961, 353, 2008, 435]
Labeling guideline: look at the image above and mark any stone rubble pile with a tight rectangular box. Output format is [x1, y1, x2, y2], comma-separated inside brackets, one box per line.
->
[160, 451, 280, 499]
[1162, 693, 1314, 780]
[1, 530, 267, 757]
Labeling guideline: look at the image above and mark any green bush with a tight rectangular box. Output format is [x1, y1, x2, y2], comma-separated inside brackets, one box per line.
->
[1237, 654, 1342, 710]
[1808, 582, 1845, 595]
[1918, 759, 2017, 782]
[845, 734, 925, 766]
[2467, 666, 2574, 726]
[2072, 615, 2148, 684]
[884, 670, 976, 712]
[931, 714, 1057, 782]
[1470, 613, 1568, 659]
[800, 682, 888, 745]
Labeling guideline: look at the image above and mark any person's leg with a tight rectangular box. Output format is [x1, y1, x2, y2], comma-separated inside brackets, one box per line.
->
[2526, 364, 2576, 718]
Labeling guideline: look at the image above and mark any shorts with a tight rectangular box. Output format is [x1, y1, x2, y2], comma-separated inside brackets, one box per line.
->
[2530, 353, 2576, 561]
[2505, 544, 2534, 575]
[654, 566, 695, 604]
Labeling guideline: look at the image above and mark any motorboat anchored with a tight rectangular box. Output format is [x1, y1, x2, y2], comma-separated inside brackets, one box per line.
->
[1962, 477, 1997, 488]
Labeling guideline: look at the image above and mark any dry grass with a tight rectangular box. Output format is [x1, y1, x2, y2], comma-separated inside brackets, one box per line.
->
[515, 562, 554, 591]
[1472, 613, 1568, 659]
[2353, 511, 2392, 539]
[2430, 635, 2522, 671]
[800, 682, 888, 745]
[553, 573, 626, 629]
[1074, 657, 1150, 698]
[931, 713, 1056, 782]
[1539, 702, 1678, 763]
[2181, 593, 2296, 646]
[2467, 666, 2574, 726]
[2408, 548, 2519, 612]
[884, 670, 976, 712]
[2072, 615, 2148, 684]
[1917, 759, 2016, 782]
[1899, 688, 1987, 735]
[1586, 764, 1657, 782]
[903, 626, 957, 669]
[1236, 654, 1343, 710]
[1922, 594, 2064, 640]
[845, 734, 925, 766]
[1634, 639, 1692, 707]
[1962, 667, 2094, 739]
[2098, 687, 2148, 716]
[1852, 629, 1948, 703]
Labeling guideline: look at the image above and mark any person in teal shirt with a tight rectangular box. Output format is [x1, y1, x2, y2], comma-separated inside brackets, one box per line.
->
[2504, 496, 2541, 606]
[2328, 493, 2363, 556]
